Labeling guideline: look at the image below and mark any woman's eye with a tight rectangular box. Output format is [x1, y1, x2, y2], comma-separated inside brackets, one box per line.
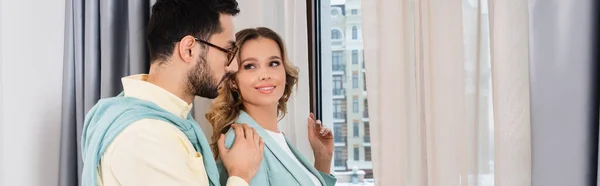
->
[243, 64, 256, 70]
[270, 61, 281, 67]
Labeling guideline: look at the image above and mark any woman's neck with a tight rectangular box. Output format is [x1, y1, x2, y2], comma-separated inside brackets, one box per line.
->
[243, 103, 280, 133]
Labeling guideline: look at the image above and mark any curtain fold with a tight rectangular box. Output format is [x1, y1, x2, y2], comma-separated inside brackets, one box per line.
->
[488, 0, 532, 185]
[58, 1, 152, 185]
[362, 0, 531, 185]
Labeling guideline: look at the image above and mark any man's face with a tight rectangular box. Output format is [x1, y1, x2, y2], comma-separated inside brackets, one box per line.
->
[186, 14, 238, 99]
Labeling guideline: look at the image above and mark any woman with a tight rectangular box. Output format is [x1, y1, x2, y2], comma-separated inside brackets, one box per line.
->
[206, 27, 337, 186]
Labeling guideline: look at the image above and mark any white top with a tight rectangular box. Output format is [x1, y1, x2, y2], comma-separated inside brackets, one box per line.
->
[266, 130, 322, 186]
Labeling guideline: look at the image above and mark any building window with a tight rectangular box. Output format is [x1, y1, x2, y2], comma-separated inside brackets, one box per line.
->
[352, 72, 358, 88]
[335, 147, 345, 167]
[331, 29, 342, 40]
[354, 147, 359, 161]
[363, 72, 367, 91]
[334, 123, 344, 143]
[333, 75, 344, 96]
[352, 26, 358, 40]
[352, 50, 358, 64]
[351, 9, 358, 15]
[353, 121, 359, 137]
[353, 97, 359, 113]
[364, 122, 370, 142]
[365, 147, 371, 161]
[333, 100, 345, 119]
[332, 51, 344, 71]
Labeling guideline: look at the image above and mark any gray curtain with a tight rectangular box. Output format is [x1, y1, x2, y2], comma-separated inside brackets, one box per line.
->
[529, 0, 599, 186]
[58, 0, 155, 185]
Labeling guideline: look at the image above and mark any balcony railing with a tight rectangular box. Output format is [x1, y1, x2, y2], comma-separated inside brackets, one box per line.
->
[334, 112, 347, 120]
[363, 110, 369, 118]
[333, 89, 346, 96]
[332, 64, 346, 72]
[335, 135, 346, 143]
[364, 136, 371, 143]
[334, 159, 347, 167]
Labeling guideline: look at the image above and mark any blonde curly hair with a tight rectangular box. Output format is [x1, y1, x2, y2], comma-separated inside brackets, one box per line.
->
[205, 27, 299, 159]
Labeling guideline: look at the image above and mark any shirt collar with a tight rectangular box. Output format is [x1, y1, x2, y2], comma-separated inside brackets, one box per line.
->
[121, 74, 193, 119]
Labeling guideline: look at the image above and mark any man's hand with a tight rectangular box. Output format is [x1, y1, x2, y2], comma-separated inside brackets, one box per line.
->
[217, 124, 264, 183]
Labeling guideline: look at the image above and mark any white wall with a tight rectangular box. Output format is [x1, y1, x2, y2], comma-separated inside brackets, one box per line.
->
[0, 0, 65, 185]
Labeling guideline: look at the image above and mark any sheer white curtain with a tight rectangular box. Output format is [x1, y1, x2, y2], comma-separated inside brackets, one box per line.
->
[361, 0, 531, 185]
[488, 0, 532, 185]
[193, 0, 315, 159]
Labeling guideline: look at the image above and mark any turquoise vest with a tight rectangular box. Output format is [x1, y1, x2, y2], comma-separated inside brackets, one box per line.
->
[80, 94, 219, 186]
[217, 111, 337, 186]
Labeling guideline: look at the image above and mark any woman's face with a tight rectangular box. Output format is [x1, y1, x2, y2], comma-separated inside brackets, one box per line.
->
[234, 37, 287, 108]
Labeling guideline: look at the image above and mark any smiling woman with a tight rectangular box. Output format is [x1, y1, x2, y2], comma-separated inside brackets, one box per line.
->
[206, 27, 337, 186]
[206, 27, 299, 150]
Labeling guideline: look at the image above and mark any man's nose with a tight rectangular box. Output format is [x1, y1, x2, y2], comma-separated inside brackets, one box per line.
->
[226, 57, 239, 73]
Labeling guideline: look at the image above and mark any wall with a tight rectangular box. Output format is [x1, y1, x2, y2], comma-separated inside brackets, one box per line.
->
[0, 0, 66, 185]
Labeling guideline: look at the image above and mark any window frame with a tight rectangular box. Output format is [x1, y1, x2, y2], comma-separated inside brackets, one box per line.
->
[353, 121, 359, 137]
[352, 50, 358, 64]
[352, 25, 358, 40]
[331, 29, 343, 40]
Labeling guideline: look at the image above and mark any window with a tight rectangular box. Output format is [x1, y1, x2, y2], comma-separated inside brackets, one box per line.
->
[352, 72, 358, 88]
[352, 50, 358, 64]
[331, 29, 342, 40]
[334, 147, 345, 167]
[363, 99, 369, 118]
[314, 0, 374, 182]
[353, 120, 359, 137]
[313, 0, 494, 183]
[333, 100, 345, 119]
[353, 97, 359, 113]
[330, 9, 337, 16]
[363, 72, 367, 91]
[352, 26, 358, 40]
[332, 51, 344, 71]
[365, 147, 371, 161]
[353, 147, 359, 161]
[334, 123, 344, 143]
[333, 75, 344, 96]
[364, 122, 370, 142]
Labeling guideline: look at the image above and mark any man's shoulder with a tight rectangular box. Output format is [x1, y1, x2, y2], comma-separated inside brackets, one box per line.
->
[123, 119, 189, 139]
[107, 119, 194, 154]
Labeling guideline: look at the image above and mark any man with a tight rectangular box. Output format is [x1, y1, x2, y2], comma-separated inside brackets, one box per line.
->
[80, 0, 263, 185]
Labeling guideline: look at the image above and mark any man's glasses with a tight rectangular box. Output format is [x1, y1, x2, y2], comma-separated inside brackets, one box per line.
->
[194, 38, 239, 67]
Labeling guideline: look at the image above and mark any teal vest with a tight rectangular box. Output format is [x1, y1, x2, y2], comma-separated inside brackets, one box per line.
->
[80, 94, 219, 186]
[217, 111, 337, 186]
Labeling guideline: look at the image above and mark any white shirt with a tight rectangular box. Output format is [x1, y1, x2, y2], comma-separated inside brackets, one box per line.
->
[266, 130, 322, 186]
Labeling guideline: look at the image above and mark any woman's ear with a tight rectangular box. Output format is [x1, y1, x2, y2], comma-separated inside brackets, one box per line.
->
[230, 81, 238, 90]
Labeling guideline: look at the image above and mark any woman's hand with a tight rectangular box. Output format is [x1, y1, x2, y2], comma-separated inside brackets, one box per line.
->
[307, 113, 334, 174]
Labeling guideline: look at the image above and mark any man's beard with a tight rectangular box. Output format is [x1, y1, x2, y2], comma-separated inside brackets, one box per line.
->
[186, 55, 234, 99]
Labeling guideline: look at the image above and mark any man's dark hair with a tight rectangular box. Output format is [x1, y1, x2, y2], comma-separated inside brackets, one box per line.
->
[146, 0, 239, 62]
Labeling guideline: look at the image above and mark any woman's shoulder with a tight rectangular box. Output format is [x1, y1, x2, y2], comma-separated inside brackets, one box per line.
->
[222, 127, 237, 149]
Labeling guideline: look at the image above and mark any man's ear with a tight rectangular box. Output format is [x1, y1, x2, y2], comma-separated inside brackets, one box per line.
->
[177, 35, 197, 64]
